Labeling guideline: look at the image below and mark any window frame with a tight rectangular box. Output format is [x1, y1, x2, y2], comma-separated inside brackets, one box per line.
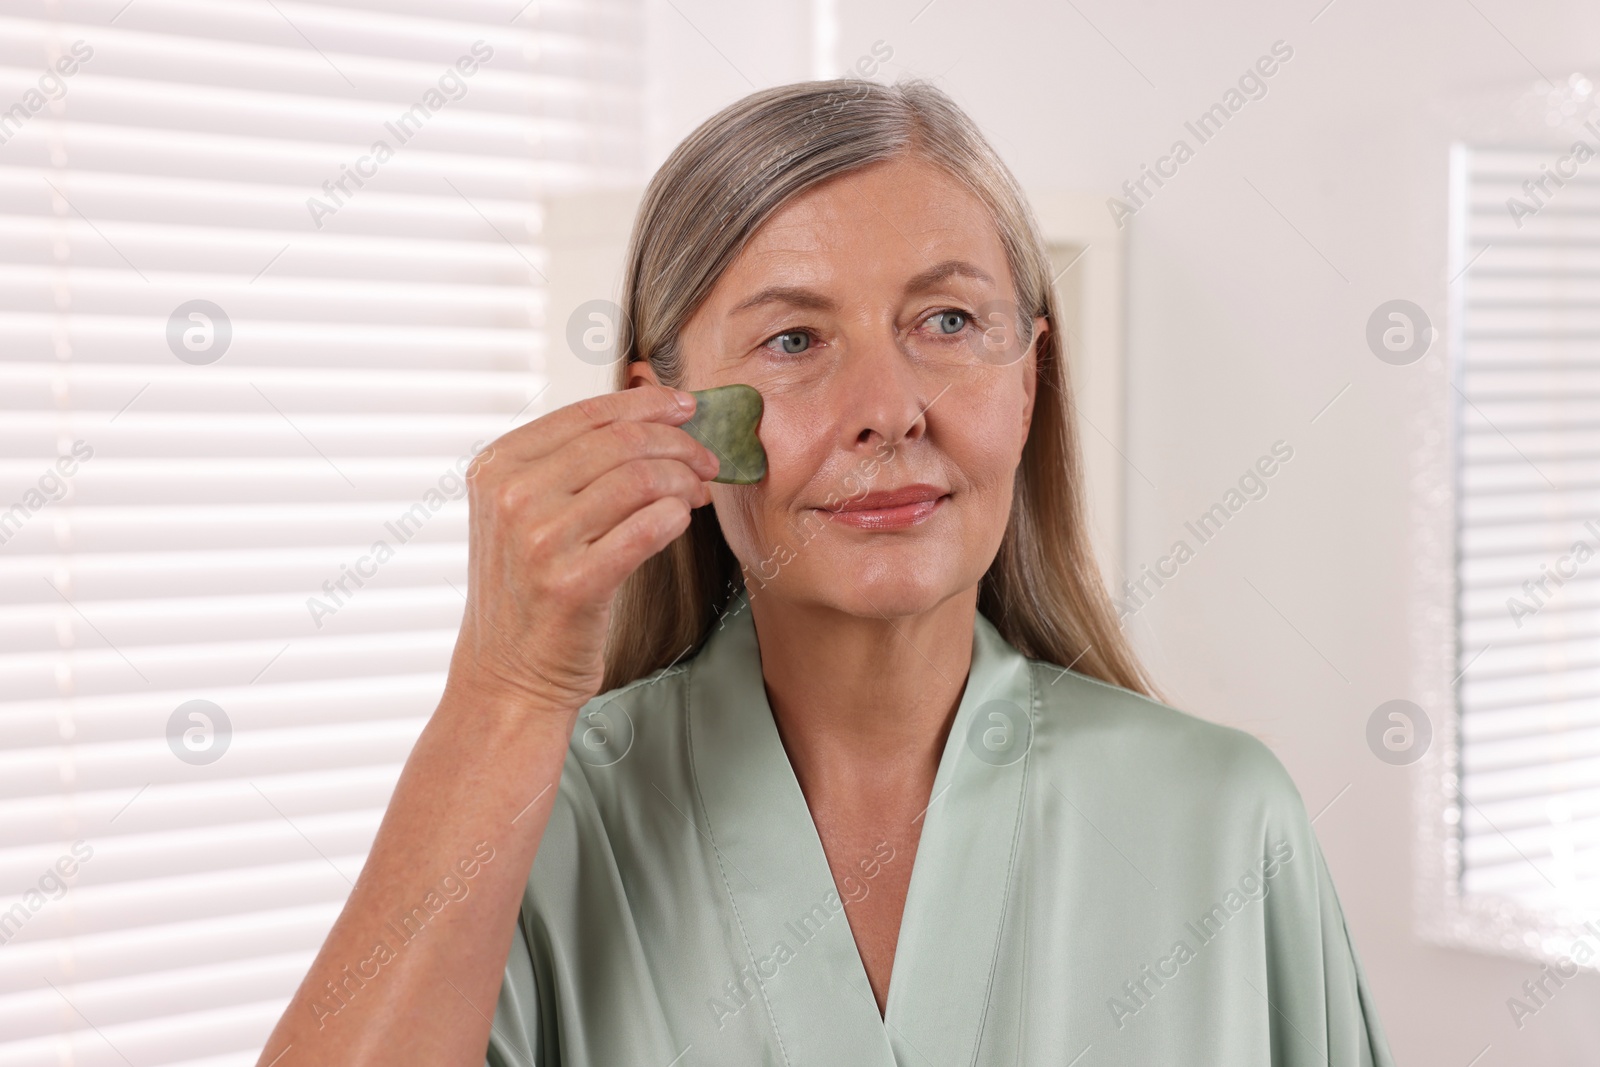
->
[1418, 141, 1600, 968]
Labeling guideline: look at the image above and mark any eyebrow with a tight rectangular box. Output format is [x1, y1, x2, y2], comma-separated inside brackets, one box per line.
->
[904, 259, 995, 294]
[728, 259, 996, 315]
[730, 285, 837, 315]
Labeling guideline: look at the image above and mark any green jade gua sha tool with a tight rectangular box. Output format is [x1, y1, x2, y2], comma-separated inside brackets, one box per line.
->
[682, 384, 766, 485]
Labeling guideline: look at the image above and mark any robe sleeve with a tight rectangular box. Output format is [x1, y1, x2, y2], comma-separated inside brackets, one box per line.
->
[1256, 757, 1397, 1067]
[484, 911, 540, 1067]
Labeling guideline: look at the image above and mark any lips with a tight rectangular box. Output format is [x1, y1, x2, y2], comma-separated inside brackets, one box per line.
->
[822, 483, 948, 530]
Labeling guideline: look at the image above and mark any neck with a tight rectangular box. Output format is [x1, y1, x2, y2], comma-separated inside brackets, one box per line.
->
[748, 588, 977, 805]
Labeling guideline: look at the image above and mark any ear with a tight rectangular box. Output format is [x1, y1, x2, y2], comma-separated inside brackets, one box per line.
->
[626, 359, 661, 389]
[1019, 316, 1045, 449]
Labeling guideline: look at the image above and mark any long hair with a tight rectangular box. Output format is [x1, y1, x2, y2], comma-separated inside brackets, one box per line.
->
[600, 77, 1163, 702]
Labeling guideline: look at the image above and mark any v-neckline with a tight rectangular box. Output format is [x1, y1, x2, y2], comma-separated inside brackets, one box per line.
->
[686, 594, 1036, 1066]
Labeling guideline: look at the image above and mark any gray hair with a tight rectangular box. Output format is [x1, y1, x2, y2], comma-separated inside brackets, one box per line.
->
[604, 77, 1163, 703]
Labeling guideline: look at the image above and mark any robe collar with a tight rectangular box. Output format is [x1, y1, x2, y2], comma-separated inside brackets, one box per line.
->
[686, 593, 1035, 1065]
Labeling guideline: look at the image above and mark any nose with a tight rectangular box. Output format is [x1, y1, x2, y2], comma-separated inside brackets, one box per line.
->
[832, 321, 933, 453]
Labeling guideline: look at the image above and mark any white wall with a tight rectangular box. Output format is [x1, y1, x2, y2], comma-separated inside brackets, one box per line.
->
[640, 0, 1600, 1061]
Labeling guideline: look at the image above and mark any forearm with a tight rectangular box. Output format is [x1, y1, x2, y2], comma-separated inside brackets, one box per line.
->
[255, 383, 712, 1064]
[257, 688, 574, 1066]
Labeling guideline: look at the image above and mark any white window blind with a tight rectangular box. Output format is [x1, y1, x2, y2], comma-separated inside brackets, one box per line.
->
[1456, 144, 1600, 914]
[0, 1, 640, 1063]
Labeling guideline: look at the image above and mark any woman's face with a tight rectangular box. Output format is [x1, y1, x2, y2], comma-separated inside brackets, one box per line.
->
[629, 154, 1044, 619]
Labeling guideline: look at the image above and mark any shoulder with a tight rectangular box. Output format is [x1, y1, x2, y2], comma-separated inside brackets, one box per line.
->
[561, 660, 693, 783]
[574, 657, 696, 743]
[1024, 658, 1309, 832]
[589, 659, 695, 711]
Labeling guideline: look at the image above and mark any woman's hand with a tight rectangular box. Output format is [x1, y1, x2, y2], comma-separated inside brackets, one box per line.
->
[446, 383, 721, 716]
[256, 383, 719, 1066]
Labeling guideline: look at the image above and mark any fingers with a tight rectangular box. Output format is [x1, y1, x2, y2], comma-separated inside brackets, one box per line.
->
[469, 422, 718, 543]
[556, 420, 721, 492]
[563, 458, 711, 547]
[487, 384, 698, 465]
[449, 386, 720, 712]
[583, 495, 695, 591]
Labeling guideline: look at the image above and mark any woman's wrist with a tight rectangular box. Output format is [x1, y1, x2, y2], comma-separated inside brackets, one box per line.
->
[433, 677, 585, 751]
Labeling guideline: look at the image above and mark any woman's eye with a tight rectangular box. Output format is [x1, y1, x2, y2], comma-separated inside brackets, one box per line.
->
[768, 330, 810, 355]
[929, 310, 968, 335]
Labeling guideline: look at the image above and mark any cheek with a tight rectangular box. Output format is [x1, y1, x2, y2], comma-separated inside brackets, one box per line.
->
[708, 484, 763, 568]
[943, 375, 1030, 491]
[708, 395, 832, 561]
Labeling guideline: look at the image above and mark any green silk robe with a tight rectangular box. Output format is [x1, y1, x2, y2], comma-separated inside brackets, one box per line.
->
[485, 597, 1395, 1066]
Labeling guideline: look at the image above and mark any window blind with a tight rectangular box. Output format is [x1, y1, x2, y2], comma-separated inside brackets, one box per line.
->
[1456, 144, 1600, 912]
[0, 1, 640, 1063]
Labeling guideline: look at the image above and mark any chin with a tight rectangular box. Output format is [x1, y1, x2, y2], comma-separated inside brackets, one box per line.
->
[806, 547, 967, 619]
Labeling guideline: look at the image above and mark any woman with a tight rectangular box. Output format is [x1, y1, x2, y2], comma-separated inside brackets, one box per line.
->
[260, 79, 1394, 1066]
